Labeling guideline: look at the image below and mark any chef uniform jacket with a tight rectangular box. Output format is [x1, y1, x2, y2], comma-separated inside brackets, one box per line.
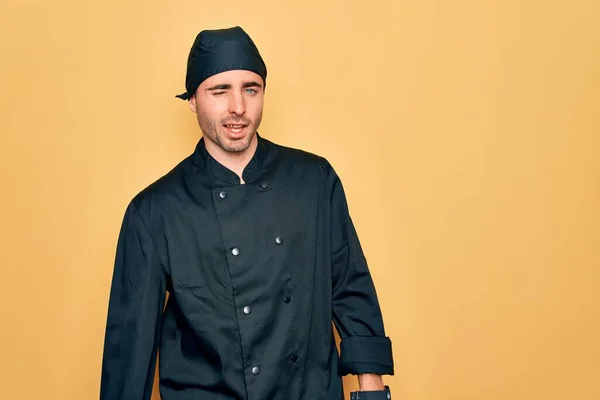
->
[99, 134, 394, 400]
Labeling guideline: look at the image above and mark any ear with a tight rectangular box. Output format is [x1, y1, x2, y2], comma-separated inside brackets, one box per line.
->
[188, 94, 197, 113]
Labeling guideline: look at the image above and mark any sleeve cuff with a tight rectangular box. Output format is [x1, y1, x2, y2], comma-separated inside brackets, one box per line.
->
[339, 336, 394, 375]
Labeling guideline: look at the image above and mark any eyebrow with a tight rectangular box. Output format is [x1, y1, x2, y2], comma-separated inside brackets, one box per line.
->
[242, 81, 263, 89]
[206, 81, 263, 91]
[206, 83, 232, 91]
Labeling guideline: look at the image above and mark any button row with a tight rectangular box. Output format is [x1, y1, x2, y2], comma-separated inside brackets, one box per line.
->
[217, 181, 270, 200]
[241, 297, 290, 316]
[230, 237, 283, 257]
[250, 354, 298, 376]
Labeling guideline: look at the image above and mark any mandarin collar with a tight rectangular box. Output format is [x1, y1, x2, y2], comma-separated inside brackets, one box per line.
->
[191, 132, 269, 185]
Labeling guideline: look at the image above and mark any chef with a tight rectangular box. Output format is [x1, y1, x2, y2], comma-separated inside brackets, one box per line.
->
[100, 26, 394, 400]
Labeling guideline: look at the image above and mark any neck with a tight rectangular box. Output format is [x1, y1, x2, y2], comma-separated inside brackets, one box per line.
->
[204, 134, 258, 184]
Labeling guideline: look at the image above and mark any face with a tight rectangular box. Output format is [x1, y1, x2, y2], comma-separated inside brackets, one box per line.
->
[189, 69, 264, 154]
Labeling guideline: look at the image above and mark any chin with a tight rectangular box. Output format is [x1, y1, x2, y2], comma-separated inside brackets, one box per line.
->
[221, 130, 256, 151]
[221, 135, 253, 153]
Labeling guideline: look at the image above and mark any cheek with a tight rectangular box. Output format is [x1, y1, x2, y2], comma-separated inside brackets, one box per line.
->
[248, 100, 264, 122]
[197, 103, 226, 124]
[197, 96, 228, 116]
[196, 110, 219, 132]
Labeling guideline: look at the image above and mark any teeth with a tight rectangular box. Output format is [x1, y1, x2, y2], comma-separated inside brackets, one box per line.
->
[225, 124, 244, 133]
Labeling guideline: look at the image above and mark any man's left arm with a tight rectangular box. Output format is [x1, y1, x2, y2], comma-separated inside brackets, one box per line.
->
[358, 374, 385, 391]
[326, 163, 394, 391]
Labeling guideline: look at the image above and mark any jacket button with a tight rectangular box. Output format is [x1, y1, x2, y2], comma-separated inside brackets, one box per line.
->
[275, 236, 283, 245]
[243, 306, 251, 315]
[219, 191, 227, 199]
[260, 181, 269, 189]
[283, 296, 291, 303]
[231, 248, 240, 256]
[290, 354, 298, 363]
[252, 366, 260, 375]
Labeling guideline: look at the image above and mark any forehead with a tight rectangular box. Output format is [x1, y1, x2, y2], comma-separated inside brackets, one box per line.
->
[200, 70, 263, 88]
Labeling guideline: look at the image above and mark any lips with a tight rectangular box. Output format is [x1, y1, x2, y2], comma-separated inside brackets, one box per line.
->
[223, 124, 246, 134]
[222, 121, 249, 136]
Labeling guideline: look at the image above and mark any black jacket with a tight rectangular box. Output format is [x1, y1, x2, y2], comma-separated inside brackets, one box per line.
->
[100, 134, 394, 400]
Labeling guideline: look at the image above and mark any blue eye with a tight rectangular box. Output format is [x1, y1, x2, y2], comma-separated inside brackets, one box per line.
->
[245, 88, 257, 95]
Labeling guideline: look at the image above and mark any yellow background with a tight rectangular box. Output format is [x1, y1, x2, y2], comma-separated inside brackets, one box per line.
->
[1, 0, 599, 399]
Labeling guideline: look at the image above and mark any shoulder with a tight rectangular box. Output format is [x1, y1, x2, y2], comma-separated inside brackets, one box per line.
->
[264, 137, 336, 176]
[126, 155, 192, 219]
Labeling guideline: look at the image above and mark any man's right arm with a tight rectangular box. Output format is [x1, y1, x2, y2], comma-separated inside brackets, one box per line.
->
[100, 201, 166, 400]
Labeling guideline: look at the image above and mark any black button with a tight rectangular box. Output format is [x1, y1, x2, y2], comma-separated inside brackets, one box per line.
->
[219, 191, 227, 199]
[283, 296, 291, 303]
[260, 181, 269, 189]
[252, 366, 260, 375]
[231, 248, 240, 256]
[275, 236, 283, 245]
[243, 306, 251, 315]
[290, 354, 298, 363]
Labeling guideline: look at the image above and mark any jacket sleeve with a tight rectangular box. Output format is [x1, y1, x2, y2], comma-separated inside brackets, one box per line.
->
[100, 201, 167, 400]
[327, 165, 394, 376]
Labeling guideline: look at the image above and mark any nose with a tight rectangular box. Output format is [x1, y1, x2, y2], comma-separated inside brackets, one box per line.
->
[228, 91, 246, 115]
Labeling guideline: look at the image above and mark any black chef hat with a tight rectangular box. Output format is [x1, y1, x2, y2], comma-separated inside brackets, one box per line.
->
[176, 26, 267, 100]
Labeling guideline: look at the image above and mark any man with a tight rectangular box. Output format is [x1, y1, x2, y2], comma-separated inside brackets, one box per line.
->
[100, 26, 394, 400]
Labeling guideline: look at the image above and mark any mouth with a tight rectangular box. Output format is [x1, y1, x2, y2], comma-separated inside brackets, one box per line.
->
[222, 123, 248, 135]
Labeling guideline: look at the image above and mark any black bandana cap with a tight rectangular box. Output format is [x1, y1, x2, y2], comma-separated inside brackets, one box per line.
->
[176, 26, 267, 100]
